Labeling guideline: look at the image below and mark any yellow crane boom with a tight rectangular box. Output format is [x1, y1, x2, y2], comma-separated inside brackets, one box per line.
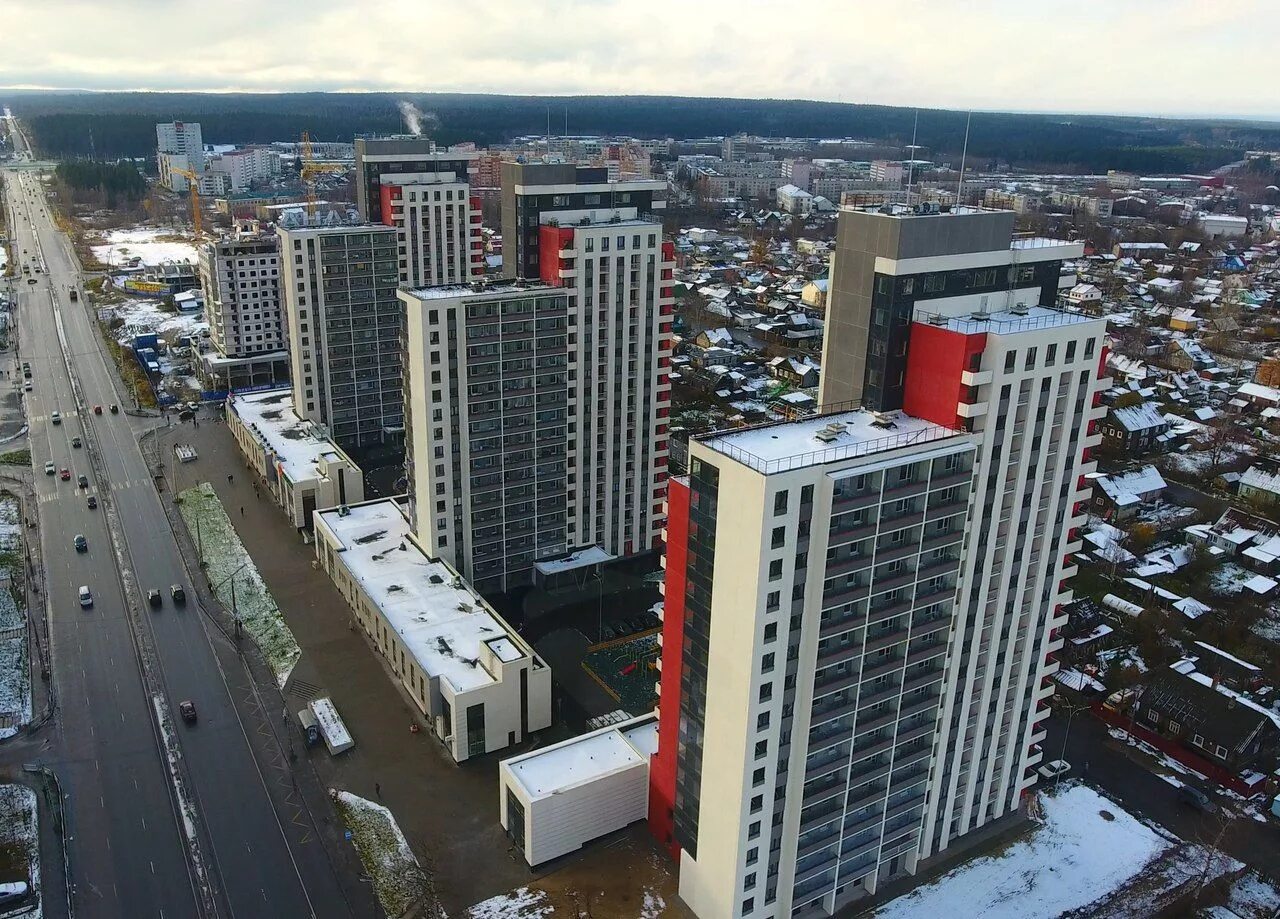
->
[168, 165, 203, 236]
[299, 131, 348, 216]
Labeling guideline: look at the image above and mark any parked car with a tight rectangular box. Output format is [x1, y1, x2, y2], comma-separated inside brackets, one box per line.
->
[78, 586, 92, 608]
[179, 700, 197, 723]
[86, 495, 97, 509]
[22, 382, 31, 392]
[73, 534, 87, 552]
[170, 585, 186, 604]
[1037, 759, 1071, 781]
[43, 461, 54, 476]
[1178, 785, 1219, 814]
[147, 589, 162, 608]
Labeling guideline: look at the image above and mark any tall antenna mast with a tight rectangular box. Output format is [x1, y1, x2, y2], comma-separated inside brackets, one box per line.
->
[564, 106, 568, 138]
[956, 110, 972, 206]
[906, 109, 919, 206]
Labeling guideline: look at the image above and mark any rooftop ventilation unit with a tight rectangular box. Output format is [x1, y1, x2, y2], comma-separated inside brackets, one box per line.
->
[868, 411, 899, 429]
[1010, 303, 1030, 316]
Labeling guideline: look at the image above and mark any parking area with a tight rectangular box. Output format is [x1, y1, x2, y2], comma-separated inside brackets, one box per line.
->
[153, 412, 683, 915]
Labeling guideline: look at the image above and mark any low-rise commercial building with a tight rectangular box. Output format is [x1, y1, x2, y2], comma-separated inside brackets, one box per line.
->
[314, 498, 552, 762]
[227, 388, 364, 528]
[499, 713, 657, 866]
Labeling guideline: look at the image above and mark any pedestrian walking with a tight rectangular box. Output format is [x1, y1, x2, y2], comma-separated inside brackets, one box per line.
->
[375, 782, 381, 798]
[240, 506, 244, 517]
[227, 473, 234, 484]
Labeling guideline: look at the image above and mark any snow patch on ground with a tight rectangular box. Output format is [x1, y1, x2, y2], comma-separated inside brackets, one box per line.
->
[1212, 562, 1260, 595]
[90, 227, 198, 268]
[465, 886, 552, 919]
[100, 294, 207, 348]
[177, 483, 300, 685]
[640, 888, 666, 918]
[872, 784, 1170, 919]
[1215, 871, 1280, 918]
[1251, 609, 1280, 643]
[334, 792, 433, 918]
[1166, 443, 1250, 475]
[0, 495, 31, 739]
[0, 784, 41, 918]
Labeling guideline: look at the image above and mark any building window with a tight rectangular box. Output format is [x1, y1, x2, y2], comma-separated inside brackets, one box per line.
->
[1146, 709, 1159, 724]
[1025, 347, 1038, 370]
[1192, 733, 1205, 747]
[761, 653, 775, 674]
[1004, 351, 1016, 372]
[764, 622, 777, 643]
[771, 526, 785, 549]
[766, 591, 780, 611]
[768, 559, 783, 581]
[752, 768, 765, 788]
[1168, 720, 1180, 735]
[773, 491, 789, 516]
[1215, 745, 1228, 759]
[742, 898, 754, 915]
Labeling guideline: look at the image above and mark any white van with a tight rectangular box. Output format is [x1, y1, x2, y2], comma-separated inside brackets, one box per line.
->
[78, 586, 92, 608]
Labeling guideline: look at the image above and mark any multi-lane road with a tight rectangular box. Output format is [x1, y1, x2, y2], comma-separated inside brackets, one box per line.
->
[4, 116, 353, 918]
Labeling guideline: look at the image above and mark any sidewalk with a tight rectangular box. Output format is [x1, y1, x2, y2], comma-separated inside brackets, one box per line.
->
[155, 413, 685, 915]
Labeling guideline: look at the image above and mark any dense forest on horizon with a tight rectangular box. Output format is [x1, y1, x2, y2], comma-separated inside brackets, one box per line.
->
[7, 90, 1280, 174]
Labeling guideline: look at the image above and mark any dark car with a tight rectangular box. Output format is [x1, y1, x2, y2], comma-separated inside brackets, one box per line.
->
[147, 589, 162, 608]
[109, 404, 119, 414]
[170, 585, 186, 604]
[71, 436, 82, 448]
[77, 474, 88, 489]
[86, 495, 97, 509]
[73, 534, 87, 552]
[179, 700, 197, 723]
[1178, 785, 1218, 814]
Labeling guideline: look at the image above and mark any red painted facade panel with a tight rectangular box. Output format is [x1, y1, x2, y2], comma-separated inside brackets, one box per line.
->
[538, 225, 574, 287]
[378, 184, 400, 227]
[648, 475, 689, 861]
[902, 321, 986, 427]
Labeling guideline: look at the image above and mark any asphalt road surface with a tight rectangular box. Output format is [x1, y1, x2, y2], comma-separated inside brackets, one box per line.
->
[4, 115, 350, 918]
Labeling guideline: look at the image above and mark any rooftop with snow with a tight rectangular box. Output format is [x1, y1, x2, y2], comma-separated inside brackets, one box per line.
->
[696, 407, 967, 474]
[228, 388, 354, 484]
[314, 498, 537, 693]
[503, 714, 657, 801]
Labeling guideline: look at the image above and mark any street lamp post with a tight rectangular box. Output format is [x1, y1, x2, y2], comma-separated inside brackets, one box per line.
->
[213, 560, 250, 637]
[1056, 701, 1091, 787]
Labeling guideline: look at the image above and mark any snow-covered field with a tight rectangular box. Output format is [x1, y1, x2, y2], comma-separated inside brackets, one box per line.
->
[0, 784, 40, 918]
[1166, 443, 1251, 475]
[100, 294, 207, 347]
[0, 495, 30, 739]
[90, 227, 198, 268]
[177, 484, 300, 685]
[872, 785, 1174, 919]
[466, 887, 552, 919]
[334, 792, 432, 918]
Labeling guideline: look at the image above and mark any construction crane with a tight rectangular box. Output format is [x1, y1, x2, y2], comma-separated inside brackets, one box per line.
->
[168, 165, 204, 236]
[299, 132, 349, 217]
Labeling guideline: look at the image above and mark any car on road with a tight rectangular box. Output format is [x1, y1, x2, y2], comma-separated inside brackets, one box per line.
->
[1037, 759, 1071, 781]
[77, 474, 88, 489]
[50, 411, 61, 425]
[179, 701, 197, 723]
[73, 534, 87, 552]
[170, 585, 186, 604]
[25, 278, 35, 286]
[78, 586, 92, 608]
[110, 404, 119, 414]
[71, 436, 81, 448]
[59, 468, 70, 481]
[147, 589, 162, 608]
[92, 405, 101, 415]
[43, 461, 54, 476]
[1178, 784, 1219, 814]
[22, 382, 31, 392]
[86, 495, 97, 509]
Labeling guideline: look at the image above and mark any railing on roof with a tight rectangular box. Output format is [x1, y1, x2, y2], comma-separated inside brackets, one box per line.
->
[915, 302, 1097, 334]
[692, 400, 965, 475]
[1010, 235, 1082, 251]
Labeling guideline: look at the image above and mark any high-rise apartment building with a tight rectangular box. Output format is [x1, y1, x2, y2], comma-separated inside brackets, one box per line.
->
[196, 222, 290, 391]
[354, 136, 482, 286]
[650, 205, 1108, 917]
[278, 223, 403, 448]
[400, 282, 572, 594]
[156, 121, 205, 192]
[651, 411, 976, 917]
[499, 162, 667, 280]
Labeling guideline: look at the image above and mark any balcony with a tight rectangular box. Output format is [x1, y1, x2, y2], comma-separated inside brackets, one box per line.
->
[879, 510, 925, 534]
[829, 520, 879, 547]
[925, 499, 968, 520]
[957, 400, 988, 419]
[902, 667, 945, 695]
[833, 491, 881, 513]
[962, 368, 993, 387]
[921, 528, 964, 552]
[864, 625, 911, 654]
[884, 478, 928, 499]
[928, 470, 972, 491]
[825, 553, 873, 578]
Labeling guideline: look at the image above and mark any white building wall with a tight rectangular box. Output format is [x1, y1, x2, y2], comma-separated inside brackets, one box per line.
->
[381, 174, 477, 286]
[920, 320, 1107, 858]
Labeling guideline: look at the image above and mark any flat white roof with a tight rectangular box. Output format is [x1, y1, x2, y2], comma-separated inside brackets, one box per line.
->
[400, 282, 559, 301]
[316, 499, 529, 694]
[229, 388, 347, 483]
[505, 715, 657, 801]
[921, 304, 1099, 334]
[699, 408, 965, 474]
[533, 545, 615, 575]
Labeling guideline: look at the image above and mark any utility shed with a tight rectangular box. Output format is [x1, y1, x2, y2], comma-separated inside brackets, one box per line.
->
[498, 714, 657, 867]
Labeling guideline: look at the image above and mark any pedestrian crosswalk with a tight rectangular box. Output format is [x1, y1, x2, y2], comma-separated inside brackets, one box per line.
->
[35, 478, 153, 503]
[30, 410, 78, 425]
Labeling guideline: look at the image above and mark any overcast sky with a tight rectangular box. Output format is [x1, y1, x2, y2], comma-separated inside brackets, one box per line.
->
[2, 0, 1271, 119]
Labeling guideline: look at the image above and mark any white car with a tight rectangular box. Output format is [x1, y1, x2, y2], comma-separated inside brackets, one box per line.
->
[43, 461, 54, 475]
[78, 585, 92, 608]
[50, 410, 61, 425]
[1037, 759, 1071, 781]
